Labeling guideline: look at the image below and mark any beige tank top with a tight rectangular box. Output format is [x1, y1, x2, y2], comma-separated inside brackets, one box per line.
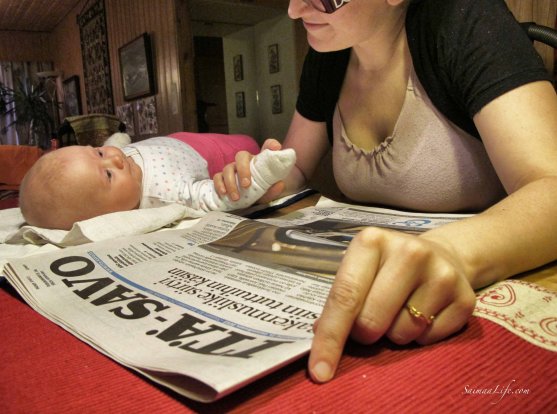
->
[332, 66, 506, 212]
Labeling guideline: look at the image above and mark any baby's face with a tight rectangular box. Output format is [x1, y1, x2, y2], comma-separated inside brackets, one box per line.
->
[57, 145, 143, 217]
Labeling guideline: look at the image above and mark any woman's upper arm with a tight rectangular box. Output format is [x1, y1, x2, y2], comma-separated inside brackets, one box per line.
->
[283, 110, 331, 184]
[474, 80, 557, 193]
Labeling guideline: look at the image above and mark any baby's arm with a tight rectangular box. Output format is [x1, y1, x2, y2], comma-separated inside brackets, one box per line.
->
[184, 148, 296, 213]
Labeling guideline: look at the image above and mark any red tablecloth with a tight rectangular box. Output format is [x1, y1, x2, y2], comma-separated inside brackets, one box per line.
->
[0, 281, 555, 413]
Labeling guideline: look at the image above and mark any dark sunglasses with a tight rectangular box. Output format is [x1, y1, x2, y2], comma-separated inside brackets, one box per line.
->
[305, 0, 352, 14]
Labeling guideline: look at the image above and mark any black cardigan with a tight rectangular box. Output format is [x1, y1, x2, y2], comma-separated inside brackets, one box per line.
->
[296, 0, 551, 143]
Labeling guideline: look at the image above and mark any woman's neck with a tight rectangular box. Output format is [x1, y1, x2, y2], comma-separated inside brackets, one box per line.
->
[351, 8, 408, 73]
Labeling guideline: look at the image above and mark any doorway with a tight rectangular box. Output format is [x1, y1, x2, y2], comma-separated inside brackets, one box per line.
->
[189, 0, 289, 139]
[194, 36, 228, 133]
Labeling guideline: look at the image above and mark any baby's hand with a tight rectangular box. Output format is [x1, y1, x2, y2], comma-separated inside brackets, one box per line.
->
[214, 138, 284, 202]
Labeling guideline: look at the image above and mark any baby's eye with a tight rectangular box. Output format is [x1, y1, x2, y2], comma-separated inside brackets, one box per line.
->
[97, 149, 104, 157]
[106, 170, 113, 181]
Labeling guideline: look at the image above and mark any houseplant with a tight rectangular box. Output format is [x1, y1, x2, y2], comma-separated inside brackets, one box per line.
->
[0, 79, 56, 147]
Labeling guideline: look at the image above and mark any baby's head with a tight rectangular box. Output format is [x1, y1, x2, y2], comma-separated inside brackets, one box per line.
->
[19, 145, 143, 230]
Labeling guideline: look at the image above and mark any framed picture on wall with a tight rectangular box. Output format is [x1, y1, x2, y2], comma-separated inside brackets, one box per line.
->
[116, 103, 135, 137]
[268, 43, 279, 74]
[233, 55, 244, 81]
[136, 96, 158, 136]
[236, 91, 246, 118]
[62, 75, 82, 117]
[271, 85, 282, 114]
[119, 32, 156, 101]
[78, 0, 113, 114]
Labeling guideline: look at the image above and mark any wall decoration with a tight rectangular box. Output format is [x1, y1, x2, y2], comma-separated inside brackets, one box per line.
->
[62, 76, 82, 117]
[116, 103, 135, 137]
[268, 43, 279, 74]
[235, 92, 246, 118]
[78, 0, 114, 114]
[119, 33, 156, 101]
[136, 96, 158, 136]
[271, 85, 282, 114]
[233, 55, 243, 81]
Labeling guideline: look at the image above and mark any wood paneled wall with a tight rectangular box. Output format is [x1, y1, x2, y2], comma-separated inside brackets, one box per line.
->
[0, 31, 50, 61]
[105, 0, 194, 136]
[49, 0, 87, 118]
[505, 0, 557, 73]
[2, 0, 555, 138]
[2, 0, 200, 136]
[506, 0, 557, 26]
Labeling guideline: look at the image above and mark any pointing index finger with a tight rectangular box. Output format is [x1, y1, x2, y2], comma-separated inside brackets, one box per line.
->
[309, 233, 381, 382]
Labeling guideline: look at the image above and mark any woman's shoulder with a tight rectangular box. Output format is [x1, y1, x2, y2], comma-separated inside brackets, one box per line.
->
[297, 47, 351, 123]
[406, 0, 528, 65]
[408, 0, 513, 31]
[407, 0, 548, 136]
[409, 0, 510, 15]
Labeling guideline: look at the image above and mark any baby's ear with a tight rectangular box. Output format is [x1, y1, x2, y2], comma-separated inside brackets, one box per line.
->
[104, 132, 131, 148]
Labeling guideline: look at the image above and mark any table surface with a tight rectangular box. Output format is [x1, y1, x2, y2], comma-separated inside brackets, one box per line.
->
[1, 194, 556, 413]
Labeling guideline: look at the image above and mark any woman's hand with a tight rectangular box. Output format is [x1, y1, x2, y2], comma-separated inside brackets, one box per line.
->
[213, 138, 285, 203]
[308, 227, 476, 383]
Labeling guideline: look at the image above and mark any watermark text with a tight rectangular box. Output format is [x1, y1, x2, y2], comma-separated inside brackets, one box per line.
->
[463, 380, 530, 404]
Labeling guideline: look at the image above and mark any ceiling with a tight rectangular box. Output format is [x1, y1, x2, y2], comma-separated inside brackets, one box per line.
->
[0, 0, 83, 32]
[0, 0, 288, 32]
[190, 0, 286, 28]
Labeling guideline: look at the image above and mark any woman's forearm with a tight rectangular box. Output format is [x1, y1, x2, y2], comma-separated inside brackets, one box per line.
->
[282, 164, 310, 196]
[421, 176, 557, 289]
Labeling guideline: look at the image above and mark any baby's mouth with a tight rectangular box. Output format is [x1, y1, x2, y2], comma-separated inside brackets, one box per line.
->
[126, 156, 142, 181]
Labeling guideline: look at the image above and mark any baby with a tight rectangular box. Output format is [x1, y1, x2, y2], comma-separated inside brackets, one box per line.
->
[19, 133, 296, 230]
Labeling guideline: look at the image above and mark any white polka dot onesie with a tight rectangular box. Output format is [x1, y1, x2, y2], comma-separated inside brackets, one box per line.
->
[122, 137, 295, 215]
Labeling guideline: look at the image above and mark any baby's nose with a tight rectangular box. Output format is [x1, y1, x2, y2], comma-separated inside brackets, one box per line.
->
[104, 153, 124, 169]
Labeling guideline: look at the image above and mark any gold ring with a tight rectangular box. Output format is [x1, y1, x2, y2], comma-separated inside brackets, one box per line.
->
[407, 304, 435, 325]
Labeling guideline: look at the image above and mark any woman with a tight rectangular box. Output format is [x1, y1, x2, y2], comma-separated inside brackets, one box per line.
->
[215, 0, 557, 383]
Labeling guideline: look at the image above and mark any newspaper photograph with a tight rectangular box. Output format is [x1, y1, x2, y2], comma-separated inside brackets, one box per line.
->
[3, 199, 470, 402]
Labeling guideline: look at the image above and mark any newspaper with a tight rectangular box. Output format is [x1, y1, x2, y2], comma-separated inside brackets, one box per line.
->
[3, 200, 470, 402]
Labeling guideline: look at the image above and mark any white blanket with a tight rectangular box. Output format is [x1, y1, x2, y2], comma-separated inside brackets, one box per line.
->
[0, 203, 202, 273]
[0, 190, 315, 273]
[1, 203, 199, 247]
